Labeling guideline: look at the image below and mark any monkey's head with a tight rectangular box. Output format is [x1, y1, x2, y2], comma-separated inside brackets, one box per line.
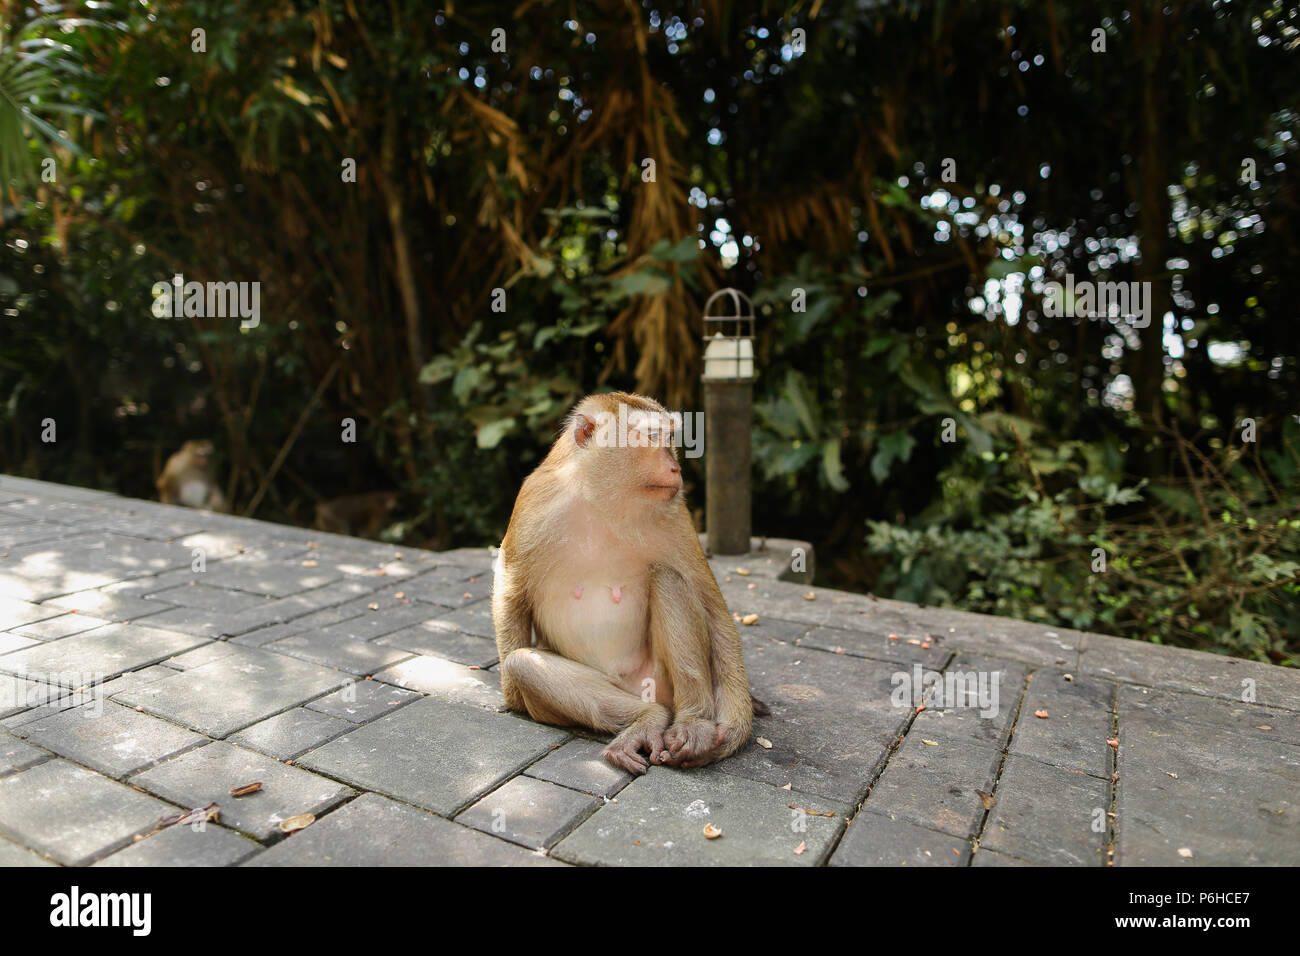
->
[183, 439, 215, 458]
[564, 392, 683, 505]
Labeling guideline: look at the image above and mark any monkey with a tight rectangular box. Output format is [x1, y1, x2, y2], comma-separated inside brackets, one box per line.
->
[314, 491, 401, 540]
[156, 440, 228, 512]
[492, 391, 757, 774]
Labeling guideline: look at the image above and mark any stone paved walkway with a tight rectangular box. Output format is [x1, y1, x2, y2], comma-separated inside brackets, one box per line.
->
[0, 475, 1296, 866]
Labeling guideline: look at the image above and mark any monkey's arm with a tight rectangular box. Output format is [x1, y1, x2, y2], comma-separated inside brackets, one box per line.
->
[156, 467, 174, 504]
[648, 564, 715, 721]
[703, 589, 755, 759]
[491, 557, 533, 712]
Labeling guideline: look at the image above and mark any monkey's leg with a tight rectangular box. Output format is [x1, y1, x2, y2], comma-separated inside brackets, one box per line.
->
[647, 565, 726, 769]
[499, 648, 670, 774]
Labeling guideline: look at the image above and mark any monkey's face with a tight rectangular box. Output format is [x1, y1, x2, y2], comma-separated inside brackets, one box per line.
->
[626, 412, 682, 502]
[571, 401, 682, 505]
[185, 439, 215, 462]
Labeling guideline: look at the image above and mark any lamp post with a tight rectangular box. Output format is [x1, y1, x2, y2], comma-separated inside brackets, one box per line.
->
[701, 288, 756, 556]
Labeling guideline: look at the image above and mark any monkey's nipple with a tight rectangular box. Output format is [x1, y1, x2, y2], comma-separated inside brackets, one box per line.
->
[572, 586, 583, 600]
[610, 585, 622, 604]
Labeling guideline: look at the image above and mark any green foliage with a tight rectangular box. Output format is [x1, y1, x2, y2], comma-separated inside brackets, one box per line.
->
[867, 424, 1300, 665]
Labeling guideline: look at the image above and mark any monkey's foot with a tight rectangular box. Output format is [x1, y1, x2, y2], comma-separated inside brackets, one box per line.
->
[603, 726, 666, 776]
[659, 719, 722, 769]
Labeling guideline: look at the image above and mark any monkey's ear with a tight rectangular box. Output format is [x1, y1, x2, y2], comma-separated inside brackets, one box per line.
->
[572, 413, 596, 448]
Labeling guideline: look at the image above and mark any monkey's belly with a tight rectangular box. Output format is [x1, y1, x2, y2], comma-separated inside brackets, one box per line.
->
[178, 479, 212, 509]
[534, 581, 654, 695]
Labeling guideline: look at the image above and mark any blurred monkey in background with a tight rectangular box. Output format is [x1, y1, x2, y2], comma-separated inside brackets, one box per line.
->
[315, 490, 401, 540]
[156, 440, 228, 512]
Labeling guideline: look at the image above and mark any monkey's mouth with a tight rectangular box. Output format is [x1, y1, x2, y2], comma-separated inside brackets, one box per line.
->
[644, 484, 681, 498]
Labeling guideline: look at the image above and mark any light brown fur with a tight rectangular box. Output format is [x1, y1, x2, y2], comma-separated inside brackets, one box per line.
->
[156, 440, 228, 512]
[492, 392, 754, 773]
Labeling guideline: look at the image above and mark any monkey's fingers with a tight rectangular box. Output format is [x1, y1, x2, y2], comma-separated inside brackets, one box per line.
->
[603, 742, 649, 775]
[646, 729, 669, 765]
[662, 720, 720, 765]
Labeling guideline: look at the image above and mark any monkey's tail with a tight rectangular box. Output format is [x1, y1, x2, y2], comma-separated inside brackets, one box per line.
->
[751, 694, 771, 717]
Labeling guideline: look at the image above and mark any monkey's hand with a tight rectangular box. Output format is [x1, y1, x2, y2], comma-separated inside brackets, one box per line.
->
[603, 719, 668, 776]
[658, 718, 726, 769]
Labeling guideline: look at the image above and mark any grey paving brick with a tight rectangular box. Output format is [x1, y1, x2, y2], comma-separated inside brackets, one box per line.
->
[716, 636, 905, 805]
[981, 754, 1109, 865]
[265, 629, 414, 676]
[426, 547, 494, 569]
[145, 582, 274, 613]
[0, 622, 205, 682]
[1114, 708, 1300, 866]
[923, 611, 1085, 669]
[1, 676, 115, 728]
[0, 521, 84, 550]
[247, 792, 562, 866]
[397, 570, 493, 609]
[373, 655, 505, 711]
[0, 728, 48, 775]
[0, 632, 38, 654]
[376, 623, 499, 667]
[305, 680, 421, 723]
[971, 847, 1034, 866]
[194, 560, 343, 597]
[553, 766, 850, 866]
[161, 641, 241, 671]
[863, 731, 1002, 838]
[0, 674, 56, 719]
[905, 656, 1025, 749]
[830, 811, 971, 866]
[168, 531, 259, 564]
[230, 605, 371, 648]
[107, 665, 178, 690]
[1117, 684, 1300, 750]
[17, 700, 206, 778]
[0, 476, 113, 501]
[11, 613, 114, 641]
[0, 759, 173, 865]
[124, 606, 225, 638]
[0, 596, 65, 628]
[412, 602, 496, 639]
[229, 708, 354, 761]
[131, 741, 354, 841]
[297, 545, 432, 581]
[40, 586, 176, 623]
[91, 568, 205, 597]
[1009, 672, 1114, 777]
[0, 532, 193, 601]
[730, 616, 814, 643]
[456, 775, 599, 850]
[3, 670, 165, 729]
[305, 604, 434, 642]
[298, 696, 568, 816]
[1081, 631, 1300, 712]
[715, 578, 884, 631]
[94, 823, 262, 867]
[524, 738, 634, 798]
[112, 644, 350, 738]
[798, 624, 950, 668]
[0, 835, 56, 866]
